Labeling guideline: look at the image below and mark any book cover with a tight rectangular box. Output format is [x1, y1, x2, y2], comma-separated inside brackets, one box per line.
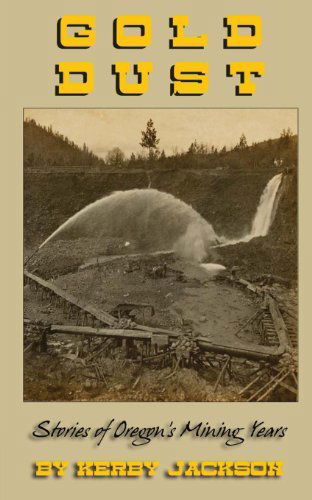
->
[2, 1, 310, 499]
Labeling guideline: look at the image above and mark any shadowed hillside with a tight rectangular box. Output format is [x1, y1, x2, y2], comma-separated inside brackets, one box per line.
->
[24, 118, 105, 168]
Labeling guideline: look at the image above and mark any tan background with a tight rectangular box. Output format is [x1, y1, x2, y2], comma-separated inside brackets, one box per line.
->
[2, 0, 311, 498]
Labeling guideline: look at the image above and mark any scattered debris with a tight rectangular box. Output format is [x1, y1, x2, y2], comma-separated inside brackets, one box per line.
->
[24, 257, 297, 402]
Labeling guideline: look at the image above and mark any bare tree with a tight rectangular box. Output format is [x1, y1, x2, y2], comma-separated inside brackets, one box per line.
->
[106, 147, 125, 167]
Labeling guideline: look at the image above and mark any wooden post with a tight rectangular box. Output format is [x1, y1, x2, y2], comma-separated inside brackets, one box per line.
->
[40, 330, 48, 353]
[125, 338, 134, 358]
[213, 356, 230, 393]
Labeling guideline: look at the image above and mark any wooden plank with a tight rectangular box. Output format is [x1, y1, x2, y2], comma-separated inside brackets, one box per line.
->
[247, 368, 287, 402]
[237, 278, 259, 293]
[256, 371, 291, 402]
[271, 366, 297, 395]
[267, 295, 290, 348]
[51, 324, 152, 340]
[135, 324, 180, 338]
[277, 380, 297, 395]
[213, 357, 230, 392]
[238, 370, 266, 396]
[196, 336, 281, 360]
[151, 334, 169, 347]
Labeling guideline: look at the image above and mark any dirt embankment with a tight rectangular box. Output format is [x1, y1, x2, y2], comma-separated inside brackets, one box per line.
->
[24, 167, 276, 248]
[24, 166, 297, 281]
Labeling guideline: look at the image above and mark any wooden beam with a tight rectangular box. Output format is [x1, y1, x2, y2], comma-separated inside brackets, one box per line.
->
[51, 324, 153, 341]
[267, 295, 291, 348]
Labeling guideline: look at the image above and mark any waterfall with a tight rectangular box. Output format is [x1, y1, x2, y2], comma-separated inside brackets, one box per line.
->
[219, 173, 283, 246]
[249, 173, 283, 238]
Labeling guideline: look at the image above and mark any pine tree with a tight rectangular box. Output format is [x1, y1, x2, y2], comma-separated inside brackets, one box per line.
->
[187, 141, 197, 155]
[238, 133, 248, 149]
[187, 140, 208, 155]
[140, 119, 160, 159]
[280, 128, 293, 144]
[234, 133, 248, 151]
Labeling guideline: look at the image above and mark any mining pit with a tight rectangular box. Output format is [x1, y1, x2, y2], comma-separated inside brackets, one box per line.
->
[24, 239, 297, 402]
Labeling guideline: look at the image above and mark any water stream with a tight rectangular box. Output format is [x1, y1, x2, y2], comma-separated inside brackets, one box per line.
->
[39, 173, 283, 269]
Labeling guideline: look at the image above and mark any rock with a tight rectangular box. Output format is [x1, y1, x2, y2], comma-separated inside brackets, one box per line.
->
[114, 384, 125, 391]
[84, 379, 92, 390]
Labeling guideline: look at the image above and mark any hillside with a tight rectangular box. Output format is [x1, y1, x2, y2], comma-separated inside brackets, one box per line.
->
[24, 118, 105, 167]
[24, 119, 297, 172]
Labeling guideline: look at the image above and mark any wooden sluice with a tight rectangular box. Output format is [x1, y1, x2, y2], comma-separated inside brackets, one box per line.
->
[24, 270, 117, 327]
[24, 271, 292, 363]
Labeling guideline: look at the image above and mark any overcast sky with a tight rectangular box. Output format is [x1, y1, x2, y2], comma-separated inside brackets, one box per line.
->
[24, 108, 297, 159]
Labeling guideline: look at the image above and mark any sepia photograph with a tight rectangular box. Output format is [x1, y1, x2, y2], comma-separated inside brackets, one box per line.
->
[23, 108, 298, 402]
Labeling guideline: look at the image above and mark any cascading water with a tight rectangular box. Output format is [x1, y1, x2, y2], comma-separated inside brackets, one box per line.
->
[218, 173, 283, 246]
[249, 173, 283, 238]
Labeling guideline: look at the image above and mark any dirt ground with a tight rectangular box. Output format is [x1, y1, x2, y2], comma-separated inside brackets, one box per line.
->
[24, 251, 267, 402]
[24, 229, 298, 403]
[25, 253, 259, 342]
